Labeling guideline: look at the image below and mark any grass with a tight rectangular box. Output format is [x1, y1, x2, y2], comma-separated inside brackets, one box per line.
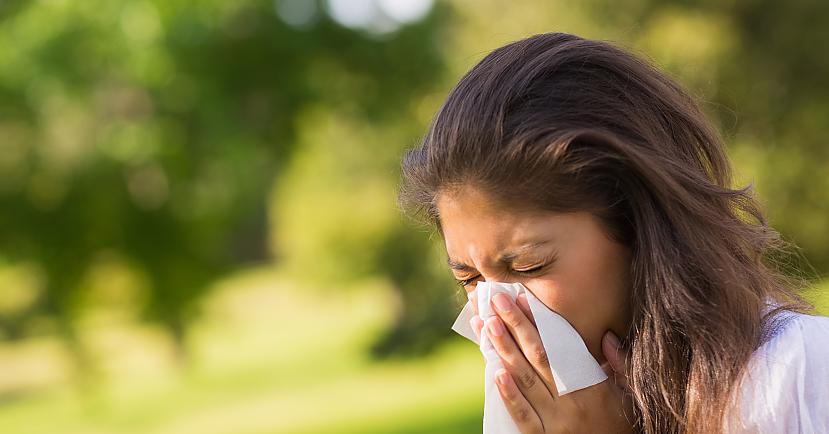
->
[0, 267, 826, 434]
[0, 267, 484, 434]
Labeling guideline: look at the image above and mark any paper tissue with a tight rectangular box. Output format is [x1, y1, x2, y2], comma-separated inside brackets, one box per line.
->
[451, 281, 608, 433]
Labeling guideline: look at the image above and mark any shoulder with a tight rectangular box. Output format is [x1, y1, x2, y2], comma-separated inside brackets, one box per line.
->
[725, 311, 829, 432]
[753, 310, 829, 373]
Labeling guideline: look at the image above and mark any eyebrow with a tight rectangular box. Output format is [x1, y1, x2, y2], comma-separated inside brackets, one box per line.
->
[446, 240, 551, 271]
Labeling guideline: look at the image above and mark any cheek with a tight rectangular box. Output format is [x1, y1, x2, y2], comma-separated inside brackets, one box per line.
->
[527, 249, 631, 361]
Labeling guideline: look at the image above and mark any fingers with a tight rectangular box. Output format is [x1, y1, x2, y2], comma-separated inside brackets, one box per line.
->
[470, 315, 484, 342]
[485, 314, 557, 405]
[516, 292, 536, 326]
[490, 293, 557, 396]
[494, 368, 545, 434]
[601, 330, 630, 392]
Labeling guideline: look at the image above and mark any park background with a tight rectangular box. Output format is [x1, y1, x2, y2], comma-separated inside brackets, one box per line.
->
[1, 0, 828, 432]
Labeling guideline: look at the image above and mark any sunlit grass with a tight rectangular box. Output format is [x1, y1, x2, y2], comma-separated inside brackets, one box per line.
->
[0, 267, 484, 434]
[0, 266, 826, 434]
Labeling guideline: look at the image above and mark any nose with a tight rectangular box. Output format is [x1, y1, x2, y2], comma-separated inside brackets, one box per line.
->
[466, 254, 528, 287]
[477, 268, 526, 287]
[475, 265, 508, 285]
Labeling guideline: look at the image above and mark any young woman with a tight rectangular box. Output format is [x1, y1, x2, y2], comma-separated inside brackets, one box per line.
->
[397, 32, 829, 433]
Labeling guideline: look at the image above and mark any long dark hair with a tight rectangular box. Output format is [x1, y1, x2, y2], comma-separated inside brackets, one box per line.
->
[398, 32, 815, 433]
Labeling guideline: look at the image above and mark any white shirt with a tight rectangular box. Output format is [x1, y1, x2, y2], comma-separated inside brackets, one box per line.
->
[724, 308, 829, 432]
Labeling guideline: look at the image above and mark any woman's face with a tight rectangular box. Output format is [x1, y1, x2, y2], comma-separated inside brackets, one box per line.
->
[436, 185, 633, 363]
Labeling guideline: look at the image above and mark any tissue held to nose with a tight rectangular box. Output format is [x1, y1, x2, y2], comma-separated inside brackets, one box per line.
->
[456, 281, 608, 394]
[451, 281, 608, 433]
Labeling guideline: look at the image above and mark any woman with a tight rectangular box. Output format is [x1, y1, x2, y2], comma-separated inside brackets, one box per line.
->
[397, 32, 829, 433]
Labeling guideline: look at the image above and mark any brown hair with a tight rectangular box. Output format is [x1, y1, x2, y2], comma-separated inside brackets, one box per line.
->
[398, 32, 816, 433]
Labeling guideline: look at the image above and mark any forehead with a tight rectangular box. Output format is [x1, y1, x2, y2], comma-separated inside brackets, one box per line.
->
[435, 187, 557, 256]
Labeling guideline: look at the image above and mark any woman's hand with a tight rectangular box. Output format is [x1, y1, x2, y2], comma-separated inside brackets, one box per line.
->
[469, 292, 636, 434]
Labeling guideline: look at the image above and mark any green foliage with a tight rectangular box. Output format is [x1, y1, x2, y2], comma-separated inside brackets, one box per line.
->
[0, 0, 447, 351]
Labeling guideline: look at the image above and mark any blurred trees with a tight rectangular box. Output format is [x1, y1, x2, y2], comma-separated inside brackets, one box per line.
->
[0, 0, 449, 357]
[716, 0, 829, 270]
[585, 0, 829, 269]
[277, 0, 829, 357]
[0, 0, 827, 365]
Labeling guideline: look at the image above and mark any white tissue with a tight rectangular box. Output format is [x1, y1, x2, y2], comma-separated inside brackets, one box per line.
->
[451, 281, 608, 434]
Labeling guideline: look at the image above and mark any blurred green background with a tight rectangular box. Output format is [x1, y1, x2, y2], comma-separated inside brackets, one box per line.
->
[0, 0, 827, 433]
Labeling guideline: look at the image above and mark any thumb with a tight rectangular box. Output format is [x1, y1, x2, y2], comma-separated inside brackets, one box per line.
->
[601, 330, 630, 391]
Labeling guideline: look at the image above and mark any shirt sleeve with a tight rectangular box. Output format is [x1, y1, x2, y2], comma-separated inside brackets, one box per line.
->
[724, 313, 829, 433]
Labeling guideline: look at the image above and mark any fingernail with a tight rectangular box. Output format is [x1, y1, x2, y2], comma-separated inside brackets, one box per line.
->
[605, 330, 621, 350]
[493, 293, 512, 312]
[496, 369, 511, 386]
[487, 317, 504, 337]
[469, 315, 481, 330]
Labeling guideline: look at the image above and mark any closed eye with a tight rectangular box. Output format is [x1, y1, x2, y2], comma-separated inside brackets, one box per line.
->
[514, 252, 557, 275]
[453, 263, 550, 288]
[514, 264, 545, 274]
[455, 275, 481, 288]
